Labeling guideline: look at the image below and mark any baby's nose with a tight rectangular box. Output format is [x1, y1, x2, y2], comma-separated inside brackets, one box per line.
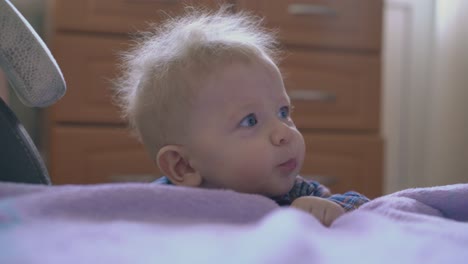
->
[270, 123, 292, 146]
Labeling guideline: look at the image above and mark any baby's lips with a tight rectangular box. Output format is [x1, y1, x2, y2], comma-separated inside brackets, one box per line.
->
[277, 158, 297, 172]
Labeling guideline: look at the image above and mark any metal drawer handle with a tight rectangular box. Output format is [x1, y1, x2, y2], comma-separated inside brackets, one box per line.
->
[303, 175, 338, 186]
[288, 4, 337, 16]
[289, 90, 337, 102]
[124, 0, 177, 4]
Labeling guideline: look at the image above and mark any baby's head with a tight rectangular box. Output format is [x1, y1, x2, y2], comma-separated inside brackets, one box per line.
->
[116, 7, 305, 197]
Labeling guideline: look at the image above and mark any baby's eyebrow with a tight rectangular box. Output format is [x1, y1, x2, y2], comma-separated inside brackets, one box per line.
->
[278, 96, 291, 107]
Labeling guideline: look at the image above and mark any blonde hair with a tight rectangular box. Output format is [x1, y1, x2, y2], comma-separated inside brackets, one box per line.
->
[114, 6, 280, 158]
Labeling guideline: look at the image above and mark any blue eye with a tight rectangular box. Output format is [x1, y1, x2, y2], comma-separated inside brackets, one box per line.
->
[239, 113, 258, 127]
[278, 106, 290, 119]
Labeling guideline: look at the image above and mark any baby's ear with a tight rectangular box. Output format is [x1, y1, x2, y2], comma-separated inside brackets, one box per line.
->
[156, 145, 202, 187]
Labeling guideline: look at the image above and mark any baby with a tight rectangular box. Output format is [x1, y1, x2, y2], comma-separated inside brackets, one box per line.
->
[115, 7, 369, 226]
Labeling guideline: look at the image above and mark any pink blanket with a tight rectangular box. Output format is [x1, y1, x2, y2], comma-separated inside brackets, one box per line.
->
[1, 182, 467, 263]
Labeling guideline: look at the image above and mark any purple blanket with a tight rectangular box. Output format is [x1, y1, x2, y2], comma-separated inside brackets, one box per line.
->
[1, 182, 467, 263]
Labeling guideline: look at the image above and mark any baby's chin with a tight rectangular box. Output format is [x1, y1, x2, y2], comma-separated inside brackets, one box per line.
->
[263, 178, 297, 197]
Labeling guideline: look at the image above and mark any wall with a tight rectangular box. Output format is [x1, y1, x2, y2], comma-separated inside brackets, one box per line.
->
[383, 0, 468, 193]
[425, 0, 468, 186]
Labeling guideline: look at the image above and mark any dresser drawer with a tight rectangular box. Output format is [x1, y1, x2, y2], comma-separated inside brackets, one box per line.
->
[284, 49, 380, 131]
[300, 133, 382, 198]
[55, 0, 229, 34]
[50, 126, 161, 184]
[237, 0, 382, 51]
[51, 34, 127, 124]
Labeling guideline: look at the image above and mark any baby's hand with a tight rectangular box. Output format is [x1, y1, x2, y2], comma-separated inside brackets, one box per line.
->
[291, 196, 345, 226]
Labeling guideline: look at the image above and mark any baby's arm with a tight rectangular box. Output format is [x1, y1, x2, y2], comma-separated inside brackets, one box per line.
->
[326, 192, 370, 212]
[291, 196, 344, 226]
[288, 176, 370, 225]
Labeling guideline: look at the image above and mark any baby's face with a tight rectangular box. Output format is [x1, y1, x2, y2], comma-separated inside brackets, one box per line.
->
[185, 59, 305, 197]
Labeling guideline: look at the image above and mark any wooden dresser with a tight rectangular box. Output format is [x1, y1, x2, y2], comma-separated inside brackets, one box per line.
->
[49, 0, 383, 198]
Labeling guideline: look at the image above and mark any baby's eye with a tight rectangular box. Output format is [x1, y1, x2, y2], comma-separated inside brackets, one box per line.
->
[278, 106, 290, 119]
[239, 113, 258, 127]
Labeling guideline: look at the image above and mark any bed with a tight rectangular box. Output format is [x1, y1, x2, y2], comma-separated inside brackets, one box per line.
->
[1, 182, 467, 263]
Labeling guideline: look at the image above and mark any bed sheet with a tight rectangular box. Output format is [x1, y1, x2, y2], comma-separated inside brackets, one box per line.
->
[1, 182, 467, 263]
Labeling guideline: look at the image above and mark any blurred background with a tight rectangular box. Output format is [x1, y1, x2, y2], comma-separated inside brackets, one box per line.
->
[1, 0, 467, 195]
[383, 0, 468, 192]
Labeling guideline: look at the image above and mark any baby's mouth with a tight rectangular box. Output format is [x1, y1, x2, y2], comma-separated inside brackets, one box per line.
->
[277, 158, 297, 172]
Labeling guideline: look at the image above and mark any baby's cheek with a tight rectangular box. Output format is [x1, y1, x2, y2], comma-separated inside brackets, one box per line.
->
[237, 157, 272, 182]
[294, 131, 306, 158]
[223, 141, 274, 181]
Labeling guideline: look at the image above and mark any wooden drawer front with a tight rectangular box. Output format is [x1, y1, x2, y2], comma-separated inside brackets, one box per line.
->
[50, 126, 161, 184]
[55, 0, 228, 34]
[300, 133, 382, 198]
[51, 35, 126, 124]
[284, 50, 380, 131]
[237, 0, 382, 50]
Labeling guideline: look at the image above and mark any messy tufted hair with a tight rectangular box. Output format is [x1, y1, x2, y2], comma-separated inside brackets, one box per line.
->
[114, 6, 281, 158]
